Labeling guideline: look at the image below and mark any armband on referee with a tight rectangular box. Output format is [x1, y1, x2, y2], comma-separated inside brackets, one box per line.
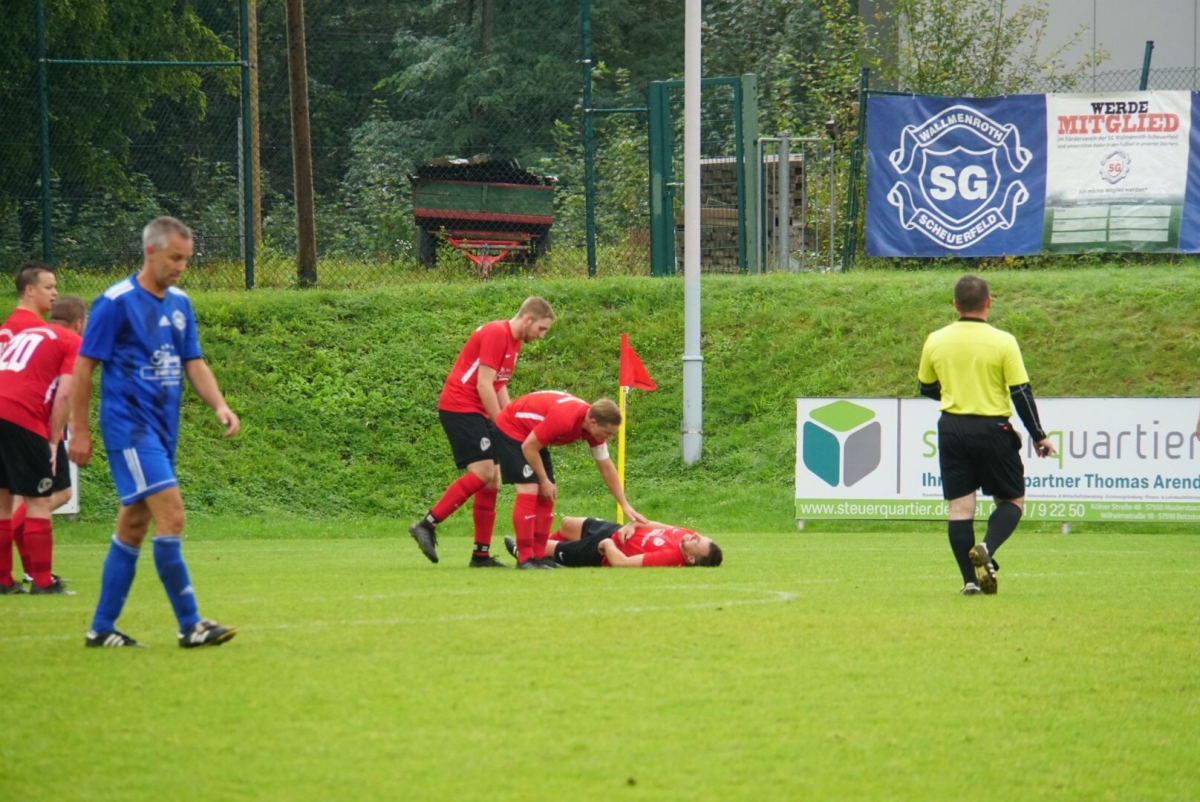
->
[918, 380, 941, 401]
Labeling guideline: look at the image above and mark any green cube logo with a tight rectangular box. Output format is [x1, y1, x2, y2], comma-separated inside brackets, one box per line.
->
[803, 401, 882, 487]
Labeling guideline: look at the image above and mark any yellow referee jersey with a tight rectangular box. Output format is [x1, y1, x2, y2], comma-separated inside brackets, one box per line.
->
[918, 319, 1030, 416]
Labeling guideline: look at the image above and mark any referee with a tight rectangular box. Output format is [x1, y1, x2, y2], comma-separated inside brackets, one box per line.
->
[918, 275, 1056, 595]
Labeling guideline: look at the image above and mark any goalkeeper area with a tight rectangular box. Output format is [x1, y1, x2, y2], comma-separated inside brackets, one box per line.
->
[3, 521, 1196, 799]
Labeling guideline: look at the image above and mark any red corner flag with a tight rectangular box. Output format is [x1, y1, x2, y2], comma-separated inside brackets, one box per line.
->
[620, 333, 657, 391]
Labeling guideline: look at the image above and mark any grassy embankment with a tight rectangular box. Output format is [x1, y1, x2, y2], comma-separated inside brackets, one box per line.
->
[17, 263, 1200, 538]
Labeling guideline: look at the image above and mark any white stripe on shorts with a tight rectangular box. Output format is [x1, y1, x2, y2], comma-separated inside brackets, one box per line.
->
[123, 448, 147, 493]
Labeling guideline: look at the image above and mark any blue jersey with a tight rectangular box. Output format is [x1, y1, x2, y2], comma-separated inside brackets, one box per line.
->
[79, 276, 202, 455]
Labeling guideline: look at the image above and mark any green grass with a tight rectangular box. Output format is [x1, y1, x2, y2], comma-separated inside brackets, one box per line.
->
[3, 519, 1196, 800]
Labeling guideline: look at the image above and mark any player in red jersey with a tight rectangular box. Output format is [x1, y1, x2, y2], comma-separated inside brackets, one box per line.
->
[408, 297, 556, 567]
[505, 516, 722, 568]
[492, 391, 647, 569]
[0, 295, 87, 594]
[0, 264, 75, 590]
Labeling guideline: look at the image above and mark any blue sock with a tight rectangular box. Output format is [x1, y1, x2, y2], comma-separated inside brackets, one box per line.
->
[91, 535, 141, 634]
[153, 536, 201, 632]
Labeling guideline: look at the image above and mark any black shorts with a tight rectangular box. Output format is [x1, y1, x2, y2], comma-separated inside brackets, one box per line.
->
[50, 440, 70, 493]
[0, 418, 56, 498]
[493, 428, 555, 485]
[553, 518, 621, 567]
[937, 414, 1025, 501]
[439, 410, 496, 469]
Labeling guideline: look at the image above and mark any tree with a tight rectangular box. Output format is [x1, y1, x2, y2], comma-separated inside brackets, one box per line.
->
[0, 0, 234, 261]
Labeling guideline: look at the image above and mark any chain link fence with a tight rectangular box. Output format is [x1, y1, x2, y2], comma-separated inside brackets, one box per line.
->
[2, 1, 667, 293]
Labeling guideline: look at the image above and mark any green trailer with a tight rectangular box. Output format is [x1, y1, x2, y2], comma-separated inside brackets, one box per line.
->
[411, 157, 554, 275]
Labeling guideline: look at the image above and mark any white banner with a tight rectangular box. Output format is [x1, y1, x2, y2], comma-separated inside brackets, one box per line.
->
[795, 397, 1200, 523]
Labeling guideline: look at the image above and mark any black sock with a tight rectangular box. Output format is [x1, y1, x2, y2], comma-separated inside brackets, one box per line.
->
[473, 543, 490, 558]
[423, 513, 438, 527]
[948, 519, 976, 585]
[984, 502, 1023, 557]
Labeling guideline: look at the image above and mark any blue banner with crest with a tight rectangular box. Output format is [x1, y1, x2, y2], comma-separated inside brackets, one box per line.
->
[866, 92, 1200, 256]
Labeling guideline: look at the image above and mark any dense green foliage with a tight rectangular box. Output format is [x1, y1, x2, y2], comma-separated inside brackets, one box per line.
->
[5, 531, 1197, 798]
[39, 265, 1200, 528]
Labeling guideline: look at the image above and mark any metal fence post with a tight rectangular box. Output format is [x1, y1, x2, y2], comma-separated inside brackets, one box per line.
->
[1140, 40, 1155, 90]
[240, 0, 255, 288]
[36, 0, 52, 264]
[581, 0, 597, 277]
[777, 135, 790, 271]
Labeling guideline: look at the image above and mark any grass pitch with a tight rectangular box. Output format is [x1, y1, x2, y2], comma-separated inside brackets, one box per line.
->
[2, 523, 1197, 800]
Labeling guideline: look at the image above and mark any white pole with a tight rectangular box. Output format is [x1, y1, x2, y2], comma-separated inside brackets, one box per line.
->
[681, 0, 703, 464]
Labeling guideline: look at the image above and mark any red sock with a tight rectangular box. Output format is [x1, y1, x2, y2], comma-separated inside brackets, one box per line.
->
[12, 502, 29, 575]
[512, 493, 538, 563]
[0, 519, 13, 586]
[430, 472, 487, 522]
[533, 497, 555, 560]
[472, 486, 497, 556]
[23, 517, 53, 588]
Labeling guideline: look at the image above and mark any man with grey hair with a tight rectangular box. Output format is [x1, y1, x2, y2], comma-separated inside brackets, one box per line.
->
[69, 216, 241, 647]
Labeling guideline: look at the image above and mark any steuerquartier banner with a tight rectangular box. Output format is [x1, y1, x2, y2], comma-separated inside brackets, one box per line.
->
[866, 91, 1200, 256]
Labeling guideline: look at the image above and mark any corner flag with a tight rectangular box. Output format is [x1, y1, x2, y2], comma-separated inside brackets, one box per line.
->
[619, 333, 657, 391]
[617, 334, 655, 522]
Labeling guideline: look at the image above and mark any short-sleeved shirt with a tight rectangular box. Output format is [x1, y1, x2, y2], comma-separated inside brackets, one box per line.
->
[917, 319, 1030, 417]
[438, 320, 521, 416]
[79, 276, 202, 454]
[604, 526, 694, 568]
[0, 308, 45, 349]
[0, 323, 80, 437]
[493, 391, 603, 449]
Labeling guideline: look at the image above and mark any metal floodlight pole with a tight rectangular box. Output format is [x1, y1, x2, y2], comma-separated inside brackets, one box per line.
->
[681, 0, 703, 464]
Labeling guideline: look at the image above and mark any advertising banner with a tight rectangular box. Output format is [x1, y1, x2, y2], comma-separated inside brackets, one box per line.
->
[795, 397, 1200, 523]
[866, 91, 1200, 256]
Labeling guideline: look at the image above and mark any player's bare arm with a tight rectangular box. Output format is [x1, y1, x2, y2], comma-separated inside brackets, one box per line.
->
[475, 364, 504, 419]
[67, 355, 99, 467]
[184, 359, 240, 437]
[599, 539, 644, 567]
[595, 458, 647, 523]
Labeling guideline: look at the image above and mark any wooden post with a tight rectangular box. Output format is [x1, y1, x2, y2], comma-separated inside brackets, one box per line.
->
[285, 0, 317, 285]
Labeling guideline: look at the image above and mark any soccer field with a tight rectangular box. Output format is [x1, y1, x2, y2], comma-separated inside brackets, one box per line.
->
[2, 526, 1197, 801]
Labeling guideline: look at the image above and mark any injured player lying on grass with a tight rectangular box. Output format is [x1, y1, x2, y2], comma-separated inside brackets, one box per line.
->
[504, 516, 722, 568]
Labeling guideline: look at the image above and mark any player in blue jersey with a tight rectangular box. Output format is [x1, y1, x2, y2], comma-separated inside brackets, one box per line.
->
[68, 217, 241, 648]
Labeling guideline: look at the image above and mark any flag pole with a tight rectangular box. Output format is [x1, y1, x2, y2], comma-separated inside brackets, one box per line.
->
[616, 385, 628, 523]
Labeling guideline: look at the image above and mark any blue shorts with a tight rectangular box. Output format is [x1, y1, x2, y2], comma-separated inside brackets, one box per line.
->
[107, 443, 178, 505]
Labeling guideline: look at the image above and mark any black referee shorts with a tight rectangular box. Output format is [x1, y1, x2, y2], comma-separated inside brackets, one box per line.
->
[552, 518, 622, 567]
[937, 413, 1026, 501]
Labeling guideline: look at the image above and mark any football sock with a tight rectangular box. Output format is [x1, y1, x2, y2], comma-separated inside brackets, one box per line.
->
[947, 519, 976, 585]
[983, 502, 1023, 557]
[22, 517, 54, 588]
[0, 518, 13, 586]
[472, 486, 498, 557]
[91, 536, 140, 634]
[533, 497, 555, 560]
[512, 493, 538, 563]
[430, 472, 487, 523]
[153, 536, 201, 631]
[11, 502, 29, 573]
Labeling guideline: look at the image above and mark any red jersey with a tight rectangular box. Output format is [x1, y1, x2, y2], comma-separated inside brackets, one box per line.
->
[0, 323, 81, 438]
[605, 526, 694, 567]
[438, 320, 521, 416]
[0, 308, 44, 350]
[494, 391, 603, 448]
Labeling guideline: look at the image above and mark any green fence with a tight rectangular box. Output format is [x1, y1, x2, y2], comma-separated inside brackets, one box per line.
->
[1, 0, 673, 291]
